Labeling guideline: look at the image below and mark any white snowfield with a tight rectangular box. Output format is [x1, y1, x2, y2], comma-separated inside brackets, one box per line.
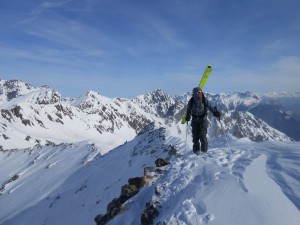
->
[0, 130, 299, 225]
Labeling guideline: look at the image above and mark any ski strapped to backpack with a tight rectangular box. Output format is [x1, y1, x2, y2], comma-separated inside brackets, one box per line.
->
[199, 65, 212, 90]
[181, 65, 212, 124]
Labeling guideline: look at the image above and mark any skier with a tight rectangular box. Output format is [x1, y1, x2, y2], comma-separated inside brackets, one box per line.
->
[185, 87, 221, 155]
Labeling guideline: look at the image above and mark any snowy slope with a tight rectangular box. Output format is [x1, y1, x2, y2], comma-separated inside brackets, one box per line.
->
[0, 128, 299, 225]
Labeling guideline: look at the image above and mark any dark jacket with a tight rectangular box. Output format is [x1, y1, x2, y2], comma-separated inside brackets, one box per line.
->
[186, 92, 217, 121]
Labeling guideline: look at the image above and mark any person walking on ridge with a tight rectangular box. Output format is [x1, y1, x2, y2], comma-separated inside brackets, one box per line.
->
[185, 87, 221, 155]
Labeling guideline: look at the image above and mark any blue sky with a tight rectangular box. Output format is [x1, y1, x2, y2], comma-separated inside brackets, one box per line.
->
[0, 0, 299, 98]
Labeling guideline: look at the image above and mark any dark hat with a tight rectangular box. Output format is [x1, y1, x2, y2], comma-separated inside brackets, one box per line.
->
[192, 87, 202, 95]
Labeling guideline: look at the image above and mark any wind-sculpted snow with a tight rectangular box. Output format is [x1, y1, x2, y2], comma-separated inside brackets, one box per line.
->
[258, 142, 300, 210]
[110, 138, 300, 225]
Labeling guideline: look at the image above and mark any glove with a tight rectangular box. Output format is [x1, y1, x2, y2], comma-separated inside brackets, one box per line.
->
[186, 115, 191, 122]
[213, 109, 221, 118]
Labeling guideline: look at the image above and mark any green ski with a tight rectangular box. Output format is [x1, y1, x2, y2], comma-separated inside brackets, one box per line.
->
[199, 65, 212, 90]
[181, 65, 213, 124]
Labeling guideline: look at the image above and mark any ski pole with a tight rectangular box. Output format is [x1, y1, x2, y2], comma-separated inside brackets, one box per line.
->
[218, 117, 231, 152]
[184, 92, 189, 152]
[185, 121, 188, 149]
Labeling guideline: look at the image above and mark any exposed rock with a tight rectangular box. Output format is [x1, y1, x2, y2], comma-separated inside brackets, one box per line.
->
[1, 109, 13, 122]
[94, 156, 170, 225]
[141, 202, 159, 225]
[144, 166, 157, 175]
[144, 166, 165, 176]
[47, 114, 53, 121]
[9, 174, 19, 182]
[168, 146, 177, 156]
[11, 105, 23, 119]
[155, 158, 170, 167]
[94, 214, 109, 225]
[35, 118, 45, 128]
[106, 198, 123, 218]
[2, 134, 9, 140]
[120, 184, 138, 198]
[22, 119, 31, 126]
[25, 136, 31, 141]
[55, 118, 64, 125]
[128, 177, 146, 189]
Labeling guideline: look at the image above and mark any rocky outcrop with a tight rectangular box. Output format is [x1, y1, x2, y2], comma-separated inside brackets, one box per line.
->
[94, 157, 171, 225]
[94, 175, 146, 225]
[0, 174, 20, 195]
[141, 202, 160, 225]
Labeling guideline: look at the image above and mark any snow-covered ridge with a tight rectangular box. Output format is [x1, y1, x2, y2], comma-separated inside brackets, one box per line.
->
[1, 128, 299, 225]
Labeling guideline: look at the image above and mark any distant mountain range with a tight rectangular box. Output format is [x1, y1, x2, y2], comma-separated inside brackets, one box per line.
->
[1, 79, 299, 152]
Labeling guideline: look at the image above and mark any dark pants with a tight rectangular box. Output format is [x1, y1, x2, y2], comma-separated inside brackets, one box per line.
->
[191, 118, 208, 152]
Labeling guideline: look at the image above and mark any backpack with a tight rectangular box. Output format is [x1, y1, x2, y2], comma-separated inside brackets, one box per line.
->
[189, 93, 208, 117]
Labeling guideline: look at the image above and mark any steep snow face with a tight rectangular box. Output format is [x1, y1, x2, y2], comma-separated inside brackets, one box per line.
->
[0, 142, 101, 224]
[1, 129, 299, 225]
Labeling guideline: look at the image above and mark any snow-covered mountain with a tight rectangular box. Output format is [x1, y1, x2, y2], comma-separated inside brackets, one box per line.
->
[1, 78, 300, 225]
[0, 79, 295, 152]
[204, 91, 300, 141]
[0, 79, 38, 102]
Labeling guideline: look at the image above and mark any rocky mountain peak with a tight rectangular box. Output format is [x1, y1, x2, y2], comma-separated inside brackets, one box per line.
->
[0, 79, 37, 103]
[33, 88, 62, 105]
[71, 90, 112, 113]
[132, 89, 182, 118]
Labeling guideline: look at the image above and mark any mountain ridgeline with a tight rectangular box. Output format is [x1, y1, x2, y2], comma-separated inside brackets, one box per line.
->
[0, 79, 299, 152]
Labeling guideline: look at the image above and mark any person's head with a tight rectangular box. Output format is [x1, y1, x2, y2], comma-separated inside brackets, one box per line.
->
[192, 87, 202, 97]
